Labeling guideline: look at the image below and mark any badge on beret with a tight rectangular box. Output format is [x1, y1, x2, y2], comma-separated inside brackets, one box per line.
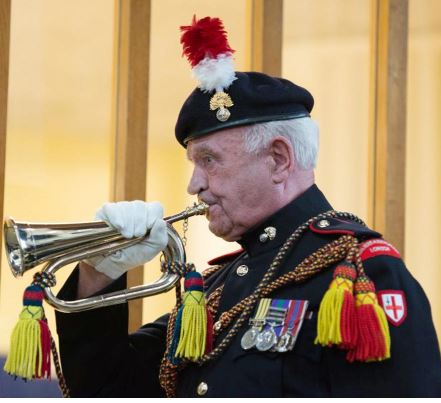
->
[180, 16, 236, 122]
[378, 290, 407, 326]
[210, 92, 234, 122]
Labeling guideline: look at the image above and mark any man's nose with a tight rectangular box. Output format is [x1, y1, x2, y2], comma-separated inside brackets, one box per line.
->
[187, 166, 207, 195]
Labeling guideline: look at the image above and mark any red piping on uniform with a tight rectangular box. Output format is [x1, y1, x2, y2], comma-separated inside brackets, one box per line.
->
[309, 223, 354, 235]
[207, 249, 244, 265]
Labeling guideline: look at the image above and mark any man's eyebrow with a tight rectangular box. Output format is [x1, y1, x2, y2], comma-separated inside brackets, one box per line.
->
[187, 145, 215, 161]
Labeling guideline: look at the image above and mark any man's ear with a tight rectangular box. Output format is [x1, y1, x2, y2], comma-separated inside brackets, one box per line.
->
[268, 137, 295, 183]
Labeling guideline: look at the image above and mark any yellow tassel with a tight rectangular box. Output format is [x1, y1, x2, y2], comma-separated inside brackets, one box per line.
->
[4, 306, 44, 380]
[175, 290, 207, 360]
[315, 262, 357, 348]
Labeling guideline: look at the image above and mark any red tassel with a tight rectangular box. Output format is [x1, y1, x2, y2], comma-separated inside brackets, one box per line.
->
[38, 320, 51, 379]
[180, 16, 234, 66]
[205, 310, 214, 354]
[347, 302, 384, 362]
[340, 286, 357, 349]
[347, 276, 390, 362]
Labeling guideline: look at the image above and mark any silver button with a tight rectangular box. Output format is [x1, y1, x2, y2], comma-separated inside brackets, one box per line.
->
[214, 321, 222, 331]
[236, 264, 249, 276]
[259, 226, 277, 242]
[318, 219, 330, 228]
[197, 382, 208, 396]
[259, 233, 269, 242]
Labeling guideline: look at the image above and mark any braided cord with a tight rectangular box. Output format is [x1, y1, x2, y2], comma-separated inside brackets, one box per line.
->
[159, 211, 366, 395]
[31, 272, 70, 397]
[213, 235, 354, 333]
[199, 210, 363, 363]
[50, 336, 70, 398]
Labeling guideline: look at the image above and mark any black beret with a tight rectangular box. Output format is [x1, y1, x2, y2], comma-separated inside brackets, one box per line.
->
[175, 71, 314, 147]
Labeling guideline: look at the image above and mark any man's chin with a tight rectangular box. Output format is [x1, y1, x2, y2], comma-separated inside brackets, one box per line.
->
[208, 221, 240, 242]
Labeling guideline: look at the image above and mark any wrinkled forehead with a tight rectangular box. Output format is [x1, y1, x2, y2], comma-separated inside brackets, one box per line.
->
[186, 127, 247, 160]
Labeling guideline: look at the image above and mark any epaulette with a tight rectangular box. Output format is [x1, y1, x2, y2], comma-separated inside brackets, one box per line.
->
[309, 216, 402, 261]
[309, 217, 381, 240]
[207, 249, 244, 266]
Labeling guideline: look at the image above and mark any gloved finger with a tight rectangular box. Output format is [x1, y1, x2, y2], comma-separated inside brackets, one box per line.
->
[89, 219, 168, 279]
[96, 202, 127, 234]
[125, 200, 146, 238]
[139, 219, 168, 258]
[105, 220, 167, 271]
[130, 201, 164, 238]
[96, 201, 164, 239]
[144, 201, 165, 229]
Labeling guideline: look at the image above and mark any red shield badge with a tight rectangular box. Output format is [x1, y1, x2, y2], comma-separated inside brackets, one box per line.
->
[378, 290, 407, 326]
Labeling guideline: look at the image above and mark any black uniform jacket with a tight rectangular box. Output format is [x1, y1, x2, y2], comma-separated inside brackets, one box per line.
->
[56, 185, 441, 397]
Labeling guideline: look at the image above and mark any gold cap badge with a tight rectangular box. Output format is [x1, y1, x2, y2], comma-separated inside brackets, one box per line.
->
[210, 91, 234, 122]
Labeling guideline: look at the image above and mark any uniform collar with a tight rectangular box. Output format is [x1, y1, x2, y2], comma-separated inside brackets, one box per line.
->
[237, 184, 333, 257]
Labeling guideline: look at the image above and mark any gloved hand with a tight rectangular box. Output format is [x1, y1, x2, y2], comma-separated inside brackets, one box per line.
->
[84, 200, 168, 279]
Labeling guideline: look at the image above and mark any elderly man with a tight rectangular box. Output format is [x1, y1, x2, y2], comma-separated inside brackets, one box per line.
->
[55, 18, 441, 398]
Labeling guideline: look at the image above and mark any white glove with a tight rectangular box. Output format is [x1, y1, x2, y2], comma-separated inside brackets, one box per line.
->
[84, 200, 168, 279]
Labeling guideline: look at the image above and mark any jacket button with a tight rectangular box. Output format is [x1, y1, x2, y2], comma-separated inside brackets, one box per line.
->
[236, 264, 249, 276]
[197, 382, 208, 396]
[317, 219, 330, 228]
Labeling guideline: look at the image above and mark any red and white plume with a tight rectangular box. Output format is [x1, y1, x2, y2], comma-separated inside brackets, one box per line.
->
[180, 16, 236, 93]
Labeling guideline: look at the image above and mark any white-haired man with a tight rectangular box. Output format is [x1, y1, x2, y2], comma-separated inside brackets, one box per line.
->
[56, 70, 441, 397]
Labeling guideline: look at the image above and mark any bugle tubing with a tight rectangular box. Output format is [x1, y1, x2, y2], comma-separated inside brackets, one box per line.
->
[3, 202, 208, 312]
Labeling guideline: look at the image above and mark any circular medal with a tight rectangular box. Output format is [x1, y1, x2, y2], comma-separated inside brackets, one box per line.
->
[241, 327, 259, 350]
[256, 328, 277, 351]
[275, 332, 292, 353]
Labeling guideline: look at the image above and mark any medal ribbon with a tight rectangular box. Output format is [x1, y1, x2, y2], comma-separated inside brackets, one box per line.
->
[252, 298, 271, 330]
[286, 300, 309, 340]
[264, 299, 290, 337]
[281, 299, 296, 336]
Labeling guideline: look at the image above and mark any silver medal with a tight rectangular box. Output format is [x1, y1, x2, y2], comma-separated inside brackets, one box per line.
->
[241, 327, 260, 350]
[274, 332, 293, 352]
[256, 327, 278, 351]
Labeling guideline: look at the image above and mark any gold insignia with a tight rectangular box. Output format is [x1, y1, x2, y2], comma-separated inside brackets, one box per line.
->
[209, 91, 234, 122]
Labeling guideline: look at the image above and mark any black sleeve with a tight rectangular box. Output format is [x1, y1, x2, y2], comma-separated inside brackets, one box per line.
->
[55, 267, 169, 397]
[324, 254, 441, 397]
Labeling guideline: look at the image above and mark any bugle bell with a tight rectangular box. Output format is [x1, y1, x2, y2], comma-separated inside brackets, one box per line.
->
[4, 202, 208, 313]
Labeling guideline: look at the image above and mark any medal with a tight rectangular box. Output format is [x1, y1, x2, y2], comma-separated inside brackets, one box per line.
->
[256, 300, 288, 351]
[241, 327, 260, 350]
[242, 298, 309, 353]
[256, 326, 278, 351]
[275, 299, 309, 352]
[275, 332, 293, 353]
[241, 298, 271, 350]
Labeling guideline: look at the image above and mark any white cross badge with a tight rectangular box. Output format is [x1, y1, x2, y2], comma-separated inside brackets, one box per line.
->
[378, 290, 407, 326]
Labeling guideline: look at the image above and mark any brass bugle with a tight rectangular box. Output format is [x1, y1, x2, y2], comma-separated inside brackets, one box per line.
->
[4, 202, 208, 313]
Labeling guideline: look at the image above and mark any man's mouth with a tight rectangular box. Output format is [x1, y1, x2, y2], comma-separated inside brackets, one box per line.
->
[200, 202, 217, 219]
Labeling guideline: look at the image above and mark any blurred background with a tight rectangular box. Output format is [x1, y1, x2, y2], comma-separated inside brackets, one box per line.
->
[0, 0, 440, 397]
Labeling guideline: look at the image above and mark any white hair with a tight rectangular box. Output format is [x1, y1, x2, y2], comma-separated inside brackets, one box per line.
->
[241, 117, 320, 170]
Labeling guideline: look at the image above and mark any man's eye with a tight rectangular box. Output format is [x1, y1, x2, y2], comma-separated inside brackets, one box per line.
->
[203, 155, 214, 164]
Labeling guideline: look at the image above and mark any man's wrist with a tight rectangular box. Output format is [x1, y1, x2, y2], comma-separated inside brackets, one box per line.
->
[77, 261, 114, 299]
